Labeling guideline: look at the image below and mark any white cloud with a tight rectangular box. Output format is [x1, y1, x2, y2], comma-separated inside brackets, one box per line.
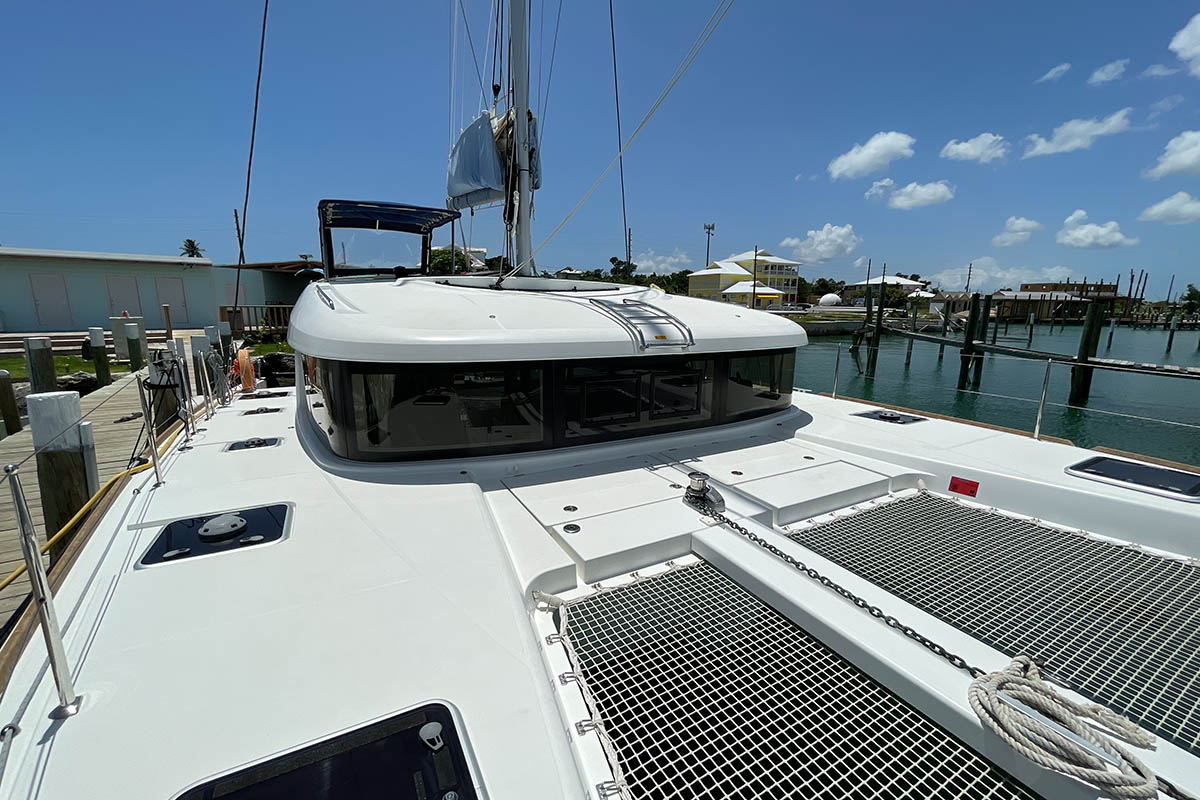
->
[940, 132, 1009, 164]
[864, 178, 894, 199]
[887, 181, 954, 210]
[1142, 63, 1180, 78]
[991, 216, 1043, 247]
[1169, 13, 1200, 78]
[1143, 130, 1200, 179]
[1063, 208, 1089, 227]
[853, 256, 868, 269]
[633, 247, 691, 274]
[1056, 209, 1138, 248]
[1022, 107, 1132, 157]
[1148, 94, 1185, 119]
[1035, 62, 1071, 83]
[925, 257, 1072, 293]
[1138, 191, 1200, 225]
[1088, 58, 1129, 85]
[827, 131, 915, 180]
[779, 223, 862, 263]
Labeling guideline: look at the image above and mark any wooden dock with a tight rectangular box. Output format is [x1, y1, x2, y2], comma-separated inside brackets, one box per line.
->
[0, 371, 148, 621]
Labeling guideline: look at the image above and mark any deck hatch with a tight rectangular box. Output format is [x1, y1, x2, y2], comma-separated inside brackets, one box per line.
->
[140, 504, 287, 566]
[559, 561, 1038, 800]
[788, 491, 1200, 757]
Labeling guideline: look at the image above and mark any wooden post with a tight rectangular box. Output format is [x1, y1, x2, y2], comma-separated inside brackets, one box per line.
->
[957, 293, 981, 390]
[1167, 316, 1178, 352]
[905, 305, 917, 367]
[25, 337, 57, 394]
[27, 391, 89, 564]
[0, 370, 21, 436]
[88, 327, 111, 387]
[217, 320, 232, 362]
[1068, 303, 1105, 406]
[79, 421, 100, 496]
[1027, 311, 1034, 347]
[973, 294, 992, 385]
[162, 304, 173, 340]
[866, 284, 885, 378]
[125, 322, 143, 371]
[1106, 317, 1116, 350]
[937, 302, 949, 360]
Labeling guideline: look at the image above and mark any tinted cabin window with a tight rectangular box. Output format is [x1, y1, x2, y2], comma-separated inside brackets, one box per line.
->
[350, 365, 544, 457]
[300, 349, 794, 461]
[562, 357, 715, 440]
[725, 350, 796, 419]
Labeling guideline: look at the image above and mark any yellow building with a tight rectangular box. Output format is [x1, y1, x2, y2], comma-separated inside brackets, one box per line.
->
[687, 260, 752, 301]
[721, 280, 783, 309]
[726, 249, 801, 304]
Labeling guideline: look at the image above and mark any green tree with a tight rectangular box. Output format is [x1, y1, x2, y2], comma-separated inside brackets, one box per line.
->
[180, 239, 205, 258]
[608, 255, 637, 282]
[485, 254, 511, 272]
[1182, 283, 1200, 315]
[429, 248, 469, 275]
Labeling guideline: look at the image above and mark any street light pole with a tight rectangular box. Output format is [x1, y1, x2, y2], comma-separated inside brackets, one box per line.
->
[751, 245, 759, 309]
[703, 223, 715, 267]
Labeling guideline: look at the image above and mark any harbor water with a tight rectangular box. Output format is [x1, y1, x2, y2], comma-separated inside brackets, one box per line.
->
[794, 324, 1200, 467]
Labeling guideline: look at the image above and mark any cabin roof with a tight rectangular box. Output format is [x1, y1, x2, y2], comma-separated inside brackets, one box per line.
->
[288, 275, 806, 362]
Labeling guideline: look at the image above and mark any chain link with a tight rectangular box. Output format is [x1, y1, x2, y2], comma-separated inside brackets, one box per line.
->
[688, 497, 987, 679]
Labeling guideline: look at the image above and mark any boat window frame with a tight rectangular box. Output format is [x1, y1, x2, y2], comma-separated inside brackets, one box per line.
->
[299, 348, 796, 462]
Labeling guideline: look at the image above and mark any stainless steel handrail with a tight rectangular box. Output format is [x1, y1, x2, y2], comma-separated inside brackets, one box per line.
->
[3, 465, 82, 719]
[1033, 359, 1052, 441]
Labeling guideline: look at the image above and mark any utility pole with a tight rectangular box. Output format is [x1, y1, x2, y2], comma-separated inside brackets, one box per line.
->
[750, 246, 759, 309]
[703, 223, 715, 267]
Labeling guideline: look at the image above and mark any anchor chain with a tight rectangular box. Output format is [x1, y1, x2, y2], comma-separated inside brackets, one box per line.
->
[685, 494, 987, 679]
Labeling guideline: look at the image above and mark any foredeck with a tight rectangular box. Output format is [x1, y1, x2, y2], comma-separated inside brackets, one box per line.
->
[0, 371, 147, 620]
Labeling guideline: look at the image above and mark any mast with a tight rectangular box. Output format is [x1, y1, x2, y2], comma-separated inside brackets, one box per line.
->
[510, 0, 534, 275]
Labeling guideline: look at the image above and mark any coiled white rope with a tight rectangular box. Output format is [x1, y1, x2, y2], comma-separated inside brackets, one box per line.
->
[969, 656, 1182, 799]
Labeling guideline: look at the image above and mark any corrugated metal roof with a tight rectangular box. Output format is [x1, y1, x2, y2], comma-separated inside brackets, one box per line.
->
[0, 246, 211, 267]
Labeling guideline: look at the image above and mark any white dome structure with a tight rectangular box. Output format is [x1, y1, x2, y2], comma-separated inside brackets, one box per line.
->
[818, 293, 841, 307]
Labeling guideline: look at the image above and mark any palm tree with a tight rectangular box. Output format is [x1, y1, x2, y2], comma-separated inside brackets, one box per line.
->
[180, 239, 206, 258]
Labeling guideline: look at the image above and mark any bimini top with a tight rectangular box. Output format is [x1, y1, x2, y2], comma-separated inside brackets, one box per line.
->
[288, 275, 807, 362]
[318, 199, 460, 235]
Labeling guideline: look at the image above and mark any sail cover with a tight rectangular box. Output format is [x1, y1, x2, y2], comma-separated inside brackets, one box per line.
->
[446, 111, 542, 211]
[447, 114, 506, 211]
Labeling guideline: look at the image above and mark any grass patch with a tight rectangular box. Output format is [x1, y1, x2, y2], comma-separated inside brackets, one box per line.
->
[0, 355, 131, 381]
[245, 341, 294, 356]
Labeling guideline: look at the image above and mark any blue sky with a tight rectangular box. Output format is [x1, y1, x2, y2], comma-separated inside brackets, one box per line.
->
[2, 1, 1199, 297]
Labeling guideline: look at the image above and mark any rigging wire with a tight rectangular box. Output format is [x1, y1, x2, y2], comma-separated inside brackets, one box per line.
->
[498, 0, 737, 282]
[608, 0, 630, 266]
[458, 0, 487, 106]
[537, 0, 565, 136]
[232, 0, 269, 316]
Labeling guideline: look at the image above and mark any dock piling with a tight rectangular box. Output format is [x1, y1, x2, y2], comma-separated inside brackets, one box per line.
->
[957, 294, 981, 390]
[125, 323, 144, 371]
[1167, 316, 1178, 353]
[1068, 303, 1105, 405]
[1106, 317, 1116, 350]
[88, 327, 111, 387]
[0, 370, 20, 436]
[26, 391, 89, 563]
[972, 294, 992, 385]
[938, 304, 950, 360]
[24, 337, 57, 394]
[905, 306, 917, 367]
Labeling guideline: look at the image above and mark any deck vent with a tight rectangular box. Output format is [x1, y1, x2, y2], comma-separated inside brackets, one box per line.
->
[241, 406, 283, 416]
[140, 504, 287, 566]
[788, 491, 1200, 757]
[559, 561, 1038, 800]
[240, 390, 289, 401]
[226, 437, 281, 451]
[852, 408, 925, 424]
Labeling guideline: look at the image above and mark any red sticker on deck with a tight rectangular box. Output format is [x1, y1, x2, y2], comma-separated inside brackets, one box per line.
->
[948, 476, 979, 497]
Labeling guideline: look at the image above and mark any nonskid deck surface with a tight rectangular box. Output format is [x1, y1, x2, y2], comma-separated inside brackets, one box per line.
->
[558, 561, 1039, 800]
[787, 491, 1200, 757]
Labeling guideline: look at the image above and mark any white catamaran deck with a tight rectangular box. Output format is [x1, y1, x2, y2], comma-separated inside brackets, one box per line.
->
[0, 380, 1197, 798]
